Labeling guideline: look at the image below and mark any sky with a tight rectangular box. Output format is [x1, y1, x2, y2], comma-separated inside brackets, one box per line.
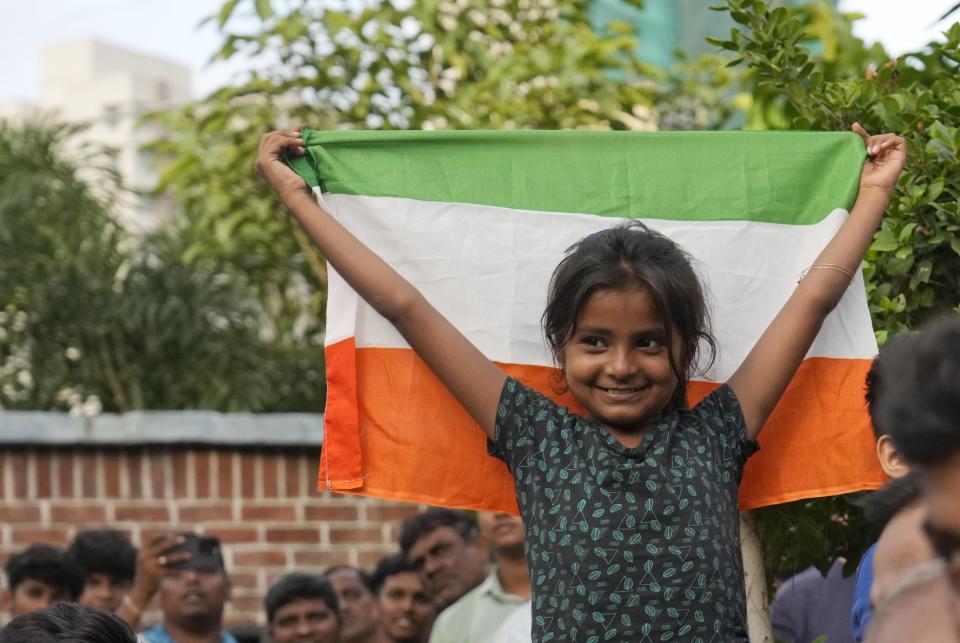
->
[0, 0, 955, 105]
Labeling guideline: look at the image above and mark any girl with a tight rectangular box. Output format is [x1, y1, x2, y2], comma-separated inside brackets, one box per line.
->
[256, 125, 905, 642]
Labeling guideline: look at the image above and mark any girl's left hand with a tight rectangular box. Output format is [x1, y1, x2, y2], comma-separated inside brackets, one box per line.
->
[853, 122, 907, 194]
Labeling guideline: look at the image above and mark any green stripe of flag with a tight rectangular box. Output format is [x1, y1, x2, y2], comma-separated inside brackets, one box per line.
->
[289, 129, 865, 225]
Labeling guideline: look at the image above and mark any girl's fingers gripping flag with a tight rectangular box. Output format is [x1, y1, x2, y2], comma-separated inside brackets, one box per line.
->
[288, 129, 885, 511]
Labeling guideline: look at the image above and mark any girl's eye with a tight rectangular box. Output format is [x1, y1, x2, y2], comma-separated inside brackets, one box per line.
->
[637, 337, 664, 350]
[581, 336, 606, 348]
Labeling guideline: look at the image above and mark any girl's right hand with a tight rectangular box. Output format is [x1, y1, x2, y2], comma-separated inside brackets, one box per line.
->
[255, 129, 310, 201]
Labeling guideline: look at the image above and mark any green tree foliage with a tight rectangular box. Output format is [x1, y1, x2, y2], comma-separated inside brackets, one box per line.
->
[0, 118, 324, 413]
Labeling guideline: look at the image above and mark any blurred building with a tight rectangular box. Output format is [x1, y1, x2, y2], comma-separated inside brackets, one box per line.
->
[37, 39, 190, 232]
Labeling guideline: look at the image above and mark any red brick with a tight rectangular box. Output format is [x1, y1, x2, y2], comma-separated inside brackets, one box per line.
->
[203, 527, 258, 544]
[217, 452, 235, 499]
[127, 452, 143, 499]
[357, 550, 394, 568]
[178, 503, 233, 523]
[284, 454, 304, 498]
[11, 528, 69, 545]
[103, 452, 121, 498]
[0, 506, 42, 522]
[195, 451, 211, 499]
[228, 572, 258, 590]
[114, 505, 170, 522]
[240, 453, 256, 499]
[365, 505, 421, 522]
[149, 450, 167, 499]
[292, 550, 352, 567]
[266, 527, 320, 544]
[303, 505, 359, 521]
[173, 451, 189, 499]
[81, 451, 97, 497]
[233, 550, 287, 566]
[263, 454, 280, 498]
[49, 504, 107, 523]
[241, 504, 296, 521]
[12, 452, 28, 498]
[226, 594, 263, 612]
[329, 527, 381, 545]
[36, 453, 52, 498]
[57, 451, 74, 498]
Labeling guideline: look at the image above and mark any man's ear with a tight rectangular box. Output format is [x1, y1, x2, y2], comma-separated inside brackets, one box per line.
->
[877, 435, 910, 478]
[1, 587, 12, 613]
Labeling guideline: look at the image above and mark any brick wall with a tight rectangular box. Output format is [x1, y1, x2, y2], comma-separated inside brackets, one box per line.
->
[0, 446, 422, 627]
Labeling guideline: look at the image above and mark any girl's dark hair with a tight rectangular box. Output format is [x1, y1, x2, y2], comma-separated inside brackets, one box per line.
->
[542, 221, 716, 411]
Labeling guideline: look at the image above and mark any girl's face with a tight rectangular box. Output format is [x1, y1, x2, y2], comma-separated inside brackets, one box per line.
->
[561, 285, 680, 448]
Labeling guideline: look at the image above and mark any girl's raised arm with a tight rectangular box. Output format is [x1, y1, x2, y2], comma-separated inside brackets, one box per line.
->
[728, 124, 906, 441]
[256, 130, 506, 439]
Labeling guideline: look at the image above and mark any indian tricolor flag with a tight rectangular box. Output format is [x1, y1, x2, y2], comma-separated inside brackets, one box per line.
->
[289, 129, 885, 511]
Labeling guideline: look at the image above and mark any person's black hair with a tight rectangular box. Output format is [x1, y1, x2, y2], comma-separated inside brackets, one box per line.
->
[3, 545, 84, 600]
[542, 221, 716, 411]
[0, 602, 136, 643]
[398, 509, 478, 554]
[369, 554, 420, 595]
[65, 530, 136, 584]
[878, 316, 960, 465]
[323, 565, 374, 593]
[264, 573, 339, 624]
[863, 470, 924, 529]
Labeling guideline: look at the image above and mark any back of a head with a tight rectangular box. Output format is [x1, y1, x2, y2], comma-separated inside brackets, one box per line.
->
[65, 531, 136, 583]
[864, 470, 924, 530]
[369, 554, 419, 595]
[878, 316, 960, 465]
[0, 603, 136, 643]
[398, 508, 477, 554]
[542, 221, 715, 410]
[264, 573, 340, 624]
[4, 545, 84, 601]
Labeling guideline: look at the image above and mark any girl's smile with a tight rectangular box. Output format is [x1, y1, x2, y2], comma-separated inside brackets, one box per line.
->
[561, 284, 680, 448]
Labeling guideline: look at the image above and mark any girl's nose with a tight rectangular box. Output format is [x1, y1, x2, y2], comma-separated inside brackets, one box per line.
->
[606, 348, 635, 378]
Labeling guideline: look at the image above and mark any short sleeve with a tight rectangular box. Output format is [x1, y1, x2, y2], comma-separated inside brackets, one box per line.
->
[488, 377, 568, 473]
[691, 384, 759, 475]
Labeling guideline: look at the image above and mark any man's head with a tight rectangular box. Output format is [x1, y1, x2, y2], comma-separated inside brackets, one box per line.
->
[264, 573, 340, 643]
[65, 530, 137, 612]
[0, 602, 137, 643]
[157, 534, 230, 635]
[476, 513, 525, 559]
[865, 348, 909, 478]
[2, 545, 84, 617]
[879, 317, 960, 605]
[399, 509, 488, 609]
[324, 566, 377, 643]
[370, 555, 434, 643]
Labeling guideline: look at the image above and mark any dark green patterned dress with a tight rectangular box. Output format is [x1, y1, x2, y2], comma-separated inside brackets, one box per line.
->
[490, 378, 759, 642]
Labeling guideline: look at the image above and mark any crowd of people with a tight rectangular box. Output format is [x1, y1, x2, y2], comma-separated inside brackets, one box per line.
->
[0, 507, 535, 643]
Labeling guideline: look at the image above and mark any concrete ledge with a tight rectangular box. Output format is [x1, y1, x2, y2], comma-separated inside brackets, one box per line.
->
[0, 411, 324, 446]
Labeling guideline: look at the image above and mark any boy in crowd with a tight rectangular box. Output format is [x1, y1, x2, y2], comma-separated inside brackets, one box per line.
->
[1, 545, 83, 617]
[65, 530, 137, 612]
[428, 512, 529, 643]
[850, 349, 913, 641]
[871, 316, 960, 640]
[370, 554, 435, 643]
[325, 566, 378, 643]
[399, 510, 488, 612]
[265, 573, 340, 643]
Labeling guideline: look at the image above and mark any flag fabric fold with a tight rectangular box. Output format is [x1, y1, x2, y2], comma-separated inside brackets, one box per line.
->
[289, 129, 885, 511]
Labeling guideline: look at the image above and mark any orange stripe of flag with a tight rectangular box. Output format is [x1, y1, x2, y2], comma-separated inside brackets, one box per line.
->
[320, 341, 885, 510]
